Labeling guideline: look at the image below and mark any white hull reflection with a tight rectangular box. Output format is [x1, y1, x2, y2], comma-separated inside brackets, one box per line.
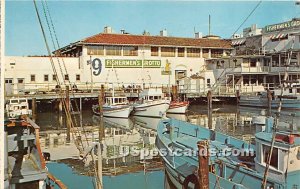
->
[133, 100, 170, 118]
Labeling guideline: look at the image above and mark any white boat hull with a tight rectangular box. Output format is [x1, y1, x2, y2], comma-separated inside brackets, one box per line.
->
[133, 100, 170, 118]
[93, 105, 133, 118]
[103, 106, 132, 118]
[167, 105, 188, 114]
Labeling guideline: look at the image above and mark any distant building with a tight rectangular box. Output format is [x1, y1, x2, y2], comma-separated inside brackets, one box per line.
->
[4, 27, 231, 95]
[205, 18, 300, 94]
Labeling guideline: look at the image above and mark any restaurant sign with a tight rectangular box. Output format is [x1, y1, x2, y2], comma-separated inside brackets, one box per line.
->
[105, 59, 161, 68]
[265, 20, 300, 33]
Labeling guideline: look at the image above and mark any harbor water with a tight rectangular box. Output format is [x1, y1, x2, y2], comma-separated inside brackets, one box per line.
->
[36, 104, 300, 189]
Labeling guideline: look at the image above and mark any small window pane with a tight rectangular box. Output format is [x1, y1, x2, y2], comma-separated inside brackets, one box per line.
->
[87, 46, 104, 55]
[151, 47, 159, 56]
[30, 75, 35, 82]
[203, 49, 209, 58]
[161, 47, 175, 57]
[76, 74, 80, 81]
[211, 49, 223, 58]
[263, 144, 278, 169]
[123, 46, 138, 56]
[106, 46, 122, 56]
[44, 75, 49, 82]
[178, 48, 185, 57]
[65, 74, 69, 81]
[187, 48, 200, 58]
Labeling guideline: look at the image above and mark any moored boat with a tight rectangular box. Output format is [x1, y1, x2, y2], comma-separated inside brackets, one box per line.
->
[92, 96, 133, 118]
[156, 118, 300, 189]
[5, 98, 32, 119]
[240, 82, 300, 110]
[167, 101, 189, 114]
[4, 117, 67, 189]
[133, 88, 170, 118]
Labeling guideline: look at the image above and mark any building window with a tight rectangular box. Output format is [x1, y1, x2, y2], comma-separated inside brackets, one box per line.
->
[178, 48, 185, 57]
[263, 144, 278, 169]
[87, 46, 104, 55]
[211, 49, 223, 58]
[187, 48, 200, 58]
[76, 74, 80, 81]
[207, 79, 211, 87]
[161, 47, 176, 57]
[44, 74, 49, 82]
[53, 74, 57, 81]
[151, 47, 159, 56]
[106, 46, 122, 56]
[123, 46, 138, 56]
[30, 75, 35, 82]
[203, 49, 209, 58]
[65, 74, 69, 81]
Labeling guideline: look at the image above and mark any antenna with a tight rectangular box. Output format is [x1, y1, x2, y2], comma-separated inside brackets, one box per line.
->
[208, 15, 211, 36]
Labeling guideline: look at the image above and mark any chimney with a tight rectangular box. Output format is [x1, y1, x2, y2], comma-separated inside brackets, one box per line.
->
[121, 29, 125, 34]
[160, 29, 167, 37]
[195, 32, 202, 39]
[104, 26, 112, 34]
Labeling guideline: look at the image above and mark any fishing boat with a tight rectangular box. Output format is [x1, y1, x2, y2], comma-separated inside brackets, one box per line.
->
[133, 88, 170, 118]
[240, 85, 300, 110]
[167, 101, 189, 114]
[92, 96, 133, 118]
[4, 117, 67, 189]
[5, 98, 32, 119]
[156, 118, 300, 188]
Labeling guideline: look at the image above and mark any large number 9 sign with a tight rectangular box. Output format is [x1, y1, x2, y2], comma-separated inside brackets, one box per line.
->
[92, 58, 102, 76]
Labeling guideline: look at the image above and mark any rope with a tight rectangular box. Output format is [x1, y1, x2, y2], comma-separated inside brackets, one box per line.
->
[230, 1, 262, 38]
[41, 0, 91, 149]
[33, 0, 83, 155]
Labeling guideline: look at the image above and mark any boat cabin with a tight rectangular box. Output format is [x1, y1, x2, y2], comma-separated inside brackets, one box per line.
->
[139, 88, 164, 101]
[105, 96, 128, 106]
[254, 117, 300, 188]
[6, 98, 32, 118]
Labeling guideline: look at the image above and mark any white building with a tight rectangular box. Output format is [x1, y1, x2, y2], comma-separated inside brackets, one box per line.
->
[205, 18, 300, 94]
[4, 27, 231, 95]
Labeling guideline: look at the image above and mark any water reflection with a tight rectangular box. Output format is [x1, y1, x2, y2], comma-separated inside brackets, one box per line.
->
[37, 104, 299, 188]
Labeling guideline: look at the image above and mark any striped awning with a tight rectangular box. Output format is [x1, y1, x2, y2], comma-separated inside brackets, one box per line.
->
[231, 39, 246, 46]
[269, 33, 288, 40]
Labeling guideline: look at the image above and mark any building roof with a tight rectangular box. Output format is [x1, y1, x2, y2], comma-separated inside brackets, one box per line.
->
[81, 33, 232, 48]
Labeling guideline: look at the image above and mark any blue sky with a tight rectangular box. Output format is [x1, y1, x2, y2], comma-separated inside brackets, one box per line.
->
[5, 1, 300, 56]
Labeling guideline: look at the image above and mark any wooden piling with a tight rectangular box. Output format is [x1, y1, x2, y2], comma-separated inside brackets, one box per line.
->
[172, 85, 178, 101]
[97, 84, 105, 189]
[58, 99, 63, 114]
[98, 85, 104, 116]
[267, 89, 272, 116]
[207, 90, 212, 110]
[32, 98, 37, 121]
[79, 97, 82, 112]
[197, 140, 209, 189]
[66, 85, 70, 112]
[97, 142, 103, 189]
[236, 90, 240, 104]
[66, 85, 71, 142]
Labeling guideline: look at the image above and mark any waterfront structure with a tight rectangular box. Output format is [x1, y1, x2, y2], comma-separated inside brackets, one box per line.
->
[4, 27, 231, 95]
[202, 18, 300, 95]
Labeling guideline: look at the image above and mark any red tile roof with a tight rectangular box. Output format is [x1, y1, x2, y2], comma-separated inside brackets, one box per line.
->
[81, 33, 232, 49]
